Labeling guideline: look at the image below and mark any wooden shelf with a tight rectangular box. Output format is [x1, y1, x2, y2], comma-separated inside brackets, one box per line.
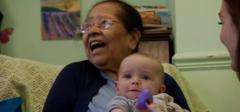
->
[139, 29, 173, 63]
[142, 29, 171, 40]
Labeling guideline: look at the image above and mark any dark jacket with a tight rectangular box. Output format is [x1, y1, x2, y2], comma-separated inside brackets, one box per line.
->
[43, 60, 189, 112]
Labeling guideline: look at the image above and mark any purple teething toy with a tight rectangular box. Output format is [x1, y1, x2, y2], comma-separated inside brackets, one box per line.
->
[137, 89, 153, 109]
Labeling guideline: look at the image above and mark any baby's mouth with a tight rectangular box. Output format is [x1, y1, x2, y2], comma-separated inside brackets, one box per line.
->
[129, 89, 141, 93]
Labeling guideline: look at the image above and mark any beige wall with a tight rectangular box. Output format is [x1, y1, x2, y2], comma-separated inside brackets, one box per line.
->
[173, 0, 240, 112]
[0, 0, 86, 65]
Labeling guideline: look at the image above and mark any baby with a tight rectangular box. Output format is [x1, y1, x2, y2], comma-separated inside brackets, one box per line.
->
[107, 53, 186, 112]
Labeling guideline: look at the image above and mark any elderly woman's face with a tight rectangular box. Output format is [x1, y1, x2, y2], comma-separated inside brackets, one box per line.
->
[219, 0, 240, 71]
[82, 3, 138, 71]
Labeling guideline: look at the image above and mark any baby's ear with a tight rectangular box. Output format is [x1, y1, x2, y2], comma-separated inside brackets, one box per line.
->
[115, 81, 120, 95]
[159, 84, 166, 93]
[114, 81, 118, 87]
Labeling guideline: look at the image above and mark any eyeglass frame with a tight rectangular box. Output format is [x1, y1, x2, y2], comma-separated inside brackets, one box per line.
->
[80, 17, 119, 34]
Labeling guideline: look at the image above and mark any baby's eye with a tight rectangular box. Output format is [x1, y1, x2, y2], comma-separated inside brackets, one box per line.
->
[122, 74, 132, 79]
[142, 75, 151, 80]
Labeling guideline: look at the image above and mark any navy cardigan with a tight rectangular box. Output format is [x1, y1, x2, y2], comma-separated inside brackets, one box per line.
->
[43, 60, 189, 112]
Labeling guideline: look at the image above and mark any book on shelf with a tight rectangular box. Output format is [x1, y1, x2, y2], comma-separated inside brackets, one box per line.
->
[143, 24, 170, 34]
[134, 5, 172, 28]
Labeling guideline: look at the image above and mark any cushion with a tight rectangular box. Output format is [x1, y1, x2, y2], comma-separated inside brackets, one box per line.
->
[0, 97, 22, 112]
[0, 55, 208, 112]
[0, 55, 63, 112]
[163, 63, 209, 112]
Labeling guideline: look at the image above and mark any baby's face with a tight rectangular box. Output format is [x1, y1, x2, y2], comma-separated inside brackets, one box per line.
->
[116, 54, 165, 100]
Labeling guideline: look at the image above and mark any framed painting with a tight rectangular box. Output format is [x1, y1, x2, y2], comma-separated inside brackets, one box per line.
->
[41, 0, 80, 40]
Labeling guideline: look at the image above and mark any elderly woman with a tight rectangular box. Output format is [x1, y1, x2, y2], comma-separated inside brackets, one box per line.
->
[43, 0, 188, 112]
[219, 0, 240, 79]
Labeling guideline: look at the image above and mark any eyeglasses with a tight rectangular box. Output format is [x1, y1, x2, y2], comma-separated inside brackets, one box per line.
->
[80, 18, 116, 34]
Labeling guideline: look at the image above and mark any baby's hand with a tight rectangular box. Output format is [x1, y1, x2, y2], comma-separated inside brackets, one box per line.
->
[110, 108, 124, 112]
[146, 102, 164, 112]
[134, 99, 163, 112]
[137, 89, 153, 109]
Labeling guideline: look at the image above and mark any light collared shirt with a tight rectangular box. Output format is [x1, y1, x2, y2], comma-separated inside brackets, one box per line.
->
[87, 71, 116, 112]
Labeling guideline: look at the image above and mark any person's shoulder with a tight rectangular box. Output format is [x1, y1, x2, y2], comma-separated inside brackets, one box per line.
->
[56, 60, 97, 79]
[64, 60, 92, 69]
[62, 60, 98, 73]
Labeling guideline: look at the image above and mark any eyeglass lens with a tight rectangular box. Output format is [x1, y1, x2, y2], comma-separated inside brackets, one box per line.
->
[80, 18, 113, 34]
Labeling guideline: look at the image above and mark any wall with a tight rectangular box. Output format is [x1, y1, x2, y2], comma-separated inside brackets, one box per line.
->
[0, 0, 86, 65]
[173, 0, 240, 112]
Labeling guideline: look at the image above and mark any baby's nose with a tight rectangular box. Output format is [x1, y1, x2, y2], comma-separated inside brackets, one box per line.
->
[131, 77, 141, 85]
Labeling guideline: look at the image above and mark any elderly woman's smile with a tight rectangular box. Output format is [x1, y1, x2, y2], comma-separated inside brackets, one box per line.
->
[90, 40, 106, 51]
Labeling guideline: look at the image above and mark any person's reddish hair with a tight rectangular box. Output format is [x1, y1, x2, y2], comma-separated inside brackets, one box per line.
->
[225, 0, 240, 34]
[225, 0, 240, 72]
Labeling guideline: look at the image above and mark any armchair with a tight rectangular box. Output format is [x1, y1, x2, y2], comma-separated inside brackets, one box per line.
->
[0, 55, 208, 112]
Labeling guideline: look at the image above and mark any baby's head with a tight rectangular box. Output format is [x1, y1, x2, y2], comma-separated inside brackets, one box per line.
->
[116, 53, 166, 100]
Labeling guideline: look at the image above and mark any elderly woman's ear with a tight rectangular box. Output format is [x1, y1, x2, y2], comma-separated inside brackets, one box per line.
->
[128, 29, 141, 50]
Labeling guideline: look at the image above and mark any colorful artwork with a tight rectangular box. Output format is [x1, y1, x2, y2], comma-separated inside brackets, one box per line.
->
[41, 0, 80, 40]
